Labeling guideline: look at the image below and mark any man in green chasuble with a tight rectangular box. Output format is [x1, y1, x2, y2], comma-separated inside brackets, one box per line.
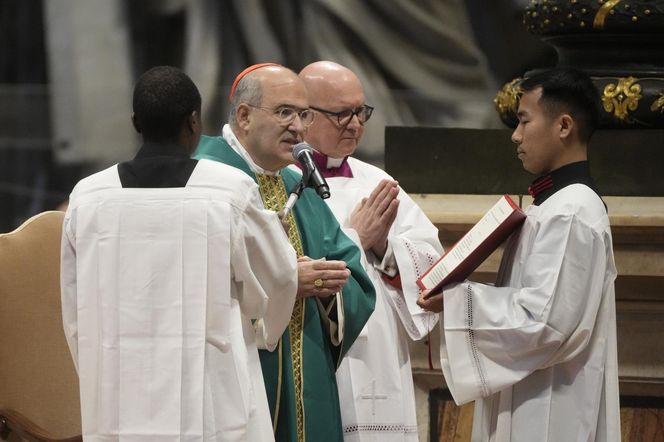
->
[193, 63, 376, 442]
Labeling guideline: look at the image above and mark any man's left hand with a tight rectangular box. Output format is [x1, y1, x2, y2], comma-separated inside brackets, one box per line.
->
[417, 290, 443, 313]
[296, 256, 349, 299]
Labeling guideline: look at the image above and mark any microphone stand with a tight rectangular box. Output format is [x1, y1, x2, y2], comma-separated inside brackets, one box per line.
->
[282, 180, 305, 219]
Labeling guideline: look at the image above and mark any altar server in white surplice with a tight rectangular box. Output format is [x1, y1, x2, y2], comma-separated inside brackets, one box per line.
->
[61, 66, 297, 442]
[419, 68, 620, 442]
[298, 61, 444, 441]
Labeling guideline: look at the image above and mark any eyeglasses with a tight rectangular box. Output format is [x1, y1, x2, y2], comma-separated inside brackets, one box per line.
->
[310, 105, 374, 126]
[247, 104, 315, 127]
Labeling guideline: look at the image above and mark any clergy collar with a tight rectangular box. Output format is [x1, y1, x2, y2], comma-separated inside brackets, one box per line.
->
[222, 124, 280, 176]
[119, 142, 197, 188]
[134, 142, 192, 160]
[528, 160, 600, 206]
[294, 149, 353, 178]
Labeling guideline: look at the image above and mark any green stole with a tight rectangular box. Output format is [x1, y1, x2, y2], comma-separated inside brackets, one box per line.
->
[194, 135, 376, 442]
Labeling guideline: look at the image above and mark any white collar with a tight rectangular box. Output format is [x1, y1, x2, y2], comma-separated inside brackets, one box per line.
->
[326, 155, 345, 168]
[222, 124, 280, 176]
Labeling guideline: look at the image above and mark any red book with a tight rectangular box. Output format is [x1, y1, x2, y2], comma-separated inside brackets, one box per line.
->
[417, 195, 526, 296]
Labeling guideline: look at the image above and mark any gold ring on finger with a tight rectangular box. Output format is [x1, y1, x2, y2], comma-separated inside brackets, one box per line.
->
[314, 278, 324, 288]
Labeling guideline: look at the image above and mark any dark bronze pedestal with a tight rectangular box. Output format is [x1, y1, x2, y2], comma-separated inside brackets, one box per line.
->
[385, 127, 664, 196]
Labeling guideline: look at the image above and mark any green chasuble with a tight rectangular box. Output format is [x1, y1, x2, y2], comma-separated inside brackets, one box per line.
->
[194, 135, 376, 442]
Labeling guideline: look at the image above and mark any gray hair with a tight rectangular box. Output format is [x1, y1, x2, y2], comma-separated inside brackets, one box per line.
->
[228, 75, 263, 127]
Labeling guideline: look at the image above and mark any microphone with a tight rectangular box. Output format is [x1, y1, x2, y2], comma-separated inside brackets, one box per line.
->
[292, 142, 331, 199]
[282, 181, 304, 219]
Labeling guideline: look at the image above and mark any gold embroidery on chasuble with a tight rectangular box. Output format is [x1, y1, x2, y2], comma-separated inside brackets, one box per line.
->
[256, 173, 306, 441]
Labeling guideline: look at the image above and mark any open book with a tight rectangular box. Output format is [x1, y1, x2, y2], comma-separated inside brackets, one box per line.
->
[417, 195, 526, 296]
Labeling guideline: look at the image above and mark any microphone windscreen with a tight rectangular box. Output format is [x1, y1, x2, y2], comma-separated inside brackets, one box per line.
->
[292, 142, 312, 161]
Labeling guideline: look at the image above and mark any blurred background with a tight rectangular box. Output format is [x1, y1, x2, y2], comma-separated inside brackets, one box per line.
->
[0, 0, 555, 232]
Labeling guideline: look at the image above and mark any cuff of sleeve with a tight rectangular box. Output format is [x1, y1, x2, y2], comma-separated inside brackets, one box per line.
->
[316, 293, 344, 346]
[373, 241, 398, 277]
[253, 318, 279, 351]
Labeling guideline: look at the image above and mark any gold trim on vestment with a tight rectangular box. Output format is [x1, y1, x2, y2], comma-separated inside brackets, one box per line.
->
[288, 295, 306, 442]
[256, 174, 306, 442]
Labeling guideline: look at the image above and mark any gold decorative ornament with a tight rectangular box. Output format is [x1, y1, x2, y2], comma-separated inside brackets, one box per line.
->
[601, 76, 643, 120]
[593, 0, 622, 28]
[314, 278, 324, 288]
[651, 92, 664, 113]
[518, 1, 664, 128]
[494, 78, 522, 119]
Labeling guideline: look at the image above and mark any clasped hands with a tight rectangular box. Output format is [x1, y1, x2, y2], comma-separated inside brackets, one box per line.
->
[350, 179, 400, 259]
[297, 256, 350, 299]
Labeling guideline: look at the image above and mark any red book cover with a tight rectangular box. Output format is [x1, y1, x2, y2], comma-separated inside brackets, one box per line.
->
[417, 195, 526, 296]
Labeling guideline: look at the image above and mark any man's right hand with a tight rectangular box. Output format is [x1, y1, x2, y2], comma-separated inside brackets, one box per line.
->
[297, 256, 350, 299]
